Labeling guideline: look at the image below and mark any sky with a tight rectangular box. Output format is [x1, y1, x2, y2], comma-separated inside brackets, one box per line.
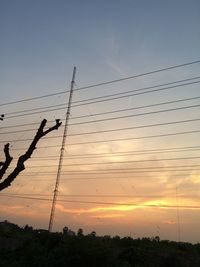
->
[0, 0, 200, 243]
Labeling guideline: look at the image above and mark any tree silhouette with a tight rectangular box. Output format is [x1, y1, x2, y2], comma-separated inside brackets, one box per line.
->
[0, 114, 4, 121]
[0, 119, 62, 191]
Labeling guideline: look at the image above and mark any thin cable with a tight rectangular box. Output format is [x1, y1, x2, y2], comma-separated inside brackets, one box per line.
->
[1, 128, 200, 144]
[1, 118, 199, 136]
[1, 96, 200, 130]
[2, 192, 199, 199]
[71, 95, 200, 120]
[25, 156, 200, 168]
[4, 80, 200, 120]
[28, 147, 200, 161]
[68, 118, 200, 136]
[1, 194, 200, 209]
[4, 76, 200, 118]
[18, 165, 200, 175]
[0, 90, 69, 107]
[71, 80, 200, 108]
[65, 129, 200, 146]
[69, 104, 200, 126]
[74, 60, 200, 91]
[2, 103, 199, 134]
[1, 59, 200, 107]
[72, 79, 200, 105]
[14, 175, 195, 182]
[8, 145, 200, 154]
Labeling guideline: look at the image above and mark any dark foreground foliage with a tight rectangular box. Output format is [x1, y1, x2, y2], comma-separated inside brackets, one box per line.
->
[0, 221, 200, 267]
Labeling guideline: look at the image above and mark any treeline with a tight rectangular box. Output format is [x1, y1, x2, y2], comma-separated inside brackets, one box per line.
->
[0, 221, 200, 267]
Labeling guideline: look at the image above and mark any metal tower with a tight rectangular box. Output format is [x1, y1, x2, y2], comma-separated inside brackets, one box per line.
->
[48, 67, 76, 232]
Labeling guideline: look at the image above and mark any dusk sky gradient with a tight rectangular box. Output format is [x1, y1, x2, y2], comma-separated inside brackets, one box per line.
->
[1, 0, 200, 243]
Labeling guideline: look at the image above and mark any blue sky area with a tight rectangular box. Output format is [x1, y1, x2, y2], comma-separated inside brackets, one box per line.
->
[1, 0, 200, 100]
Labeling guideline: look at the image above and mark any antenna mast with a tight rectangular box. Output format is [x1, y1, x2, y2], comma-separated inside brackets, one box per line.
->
[48, 67, 76, 232]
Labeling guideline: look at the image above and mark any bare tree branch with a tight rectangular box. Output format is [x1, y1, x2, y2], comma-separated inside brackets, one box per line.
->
[0, 144, 13, 180]
[0, 119, 62, 192]
[0, 114, 5, 121]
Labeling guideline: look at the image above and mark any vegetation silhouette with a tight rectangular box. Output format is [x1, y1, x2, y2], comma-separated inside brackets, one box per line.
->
[0, 221, 200, 267]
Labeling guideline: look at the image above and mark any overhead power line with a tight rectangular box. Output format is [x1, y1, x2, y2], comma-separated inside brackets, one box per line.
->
[69, 118, 200, 136]
[72, 79, 200, 105]
[73, 60, 200, 91]
[25, 156, 200, 168]
[1, 95, 200, 129]
[1, 194, 200, 209]
[66, 129, 200, 146]
[28, 147, 200, 161]
[3, 92, 200, 121]
[2, 192, 199, 199]
[1, 128, 200, 145]
[71, 80, 200, 108]
[3, 76, 200, 118]
[71, 95, 200, 120]
[69, 104, 200, 126]
[1, 118, 199, 136]
[18, 164, 200, 175]
[9, 144, 200, 153]
[1, 103, 199, 134]
[14, 174, 193, 181]
[1, 59, 200, 107]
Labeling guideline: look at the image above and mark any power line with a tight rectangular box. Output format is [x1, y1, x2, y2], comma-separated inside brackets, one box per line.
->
[2, 192, 199, 199]
[1, 118, 199, 136]
[71, 80, 200, 108]
[1, 59, 200, 107]
[71, 95, 200, 120]
[8, 144, 200, 154]
[4, 76, 200, 118]
[18, 165, 200, 175]
[72, 79, 200, 105]
[1, 194, 200, 209]
[73, 60, 200, 91]
[3, 79, 200, 120]
[1, 128, 200, 145]
[69, 104, 200, 126]
[28, 147, 200, 161]
[13, 175, 192, 182]
[2, 95, 200, 130]
[0, 90, 69, 107]
[17, 174, 197, 181]
[1, 103, 199, 134]
[64, 129, 200, 146]
[68, 118, 200, 136]
[25, 156, 200, 168]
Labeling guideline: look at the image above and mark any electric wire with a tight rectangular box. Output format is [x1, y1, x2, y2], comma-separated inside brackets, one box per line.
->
[7, 145, 200, 154]
[1, 118, 199, 136]
[71, 80, 200, 108]
[1, 103, 199, 136]
[72, 79, 200, 105]
[69, 104, 200, 126]
[17, 165, 200, 175]
[1, 128, 200, 145]
[71, 95, 200, 120]
[1, 194, 200, 209]
[24, 156, 200, 168]
[3, 76, 200, 118]
[1, 59, 200, 107]
[2, 192, 199, 199]
[28, 147, 200, 161]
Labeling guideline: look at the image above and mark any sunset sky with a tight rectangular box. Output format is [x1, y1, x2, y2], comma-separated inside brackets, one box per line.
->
[1, 0, 200, 243]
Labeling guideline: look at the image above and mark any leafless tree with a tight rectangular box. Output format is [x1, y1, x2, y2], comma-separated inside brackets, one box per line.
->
[0, 119, 62, 191]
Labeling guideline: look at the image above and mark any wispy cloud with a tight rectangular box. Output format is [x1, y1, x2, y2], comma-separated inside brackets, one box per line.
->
[104, 31, 127, 77]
